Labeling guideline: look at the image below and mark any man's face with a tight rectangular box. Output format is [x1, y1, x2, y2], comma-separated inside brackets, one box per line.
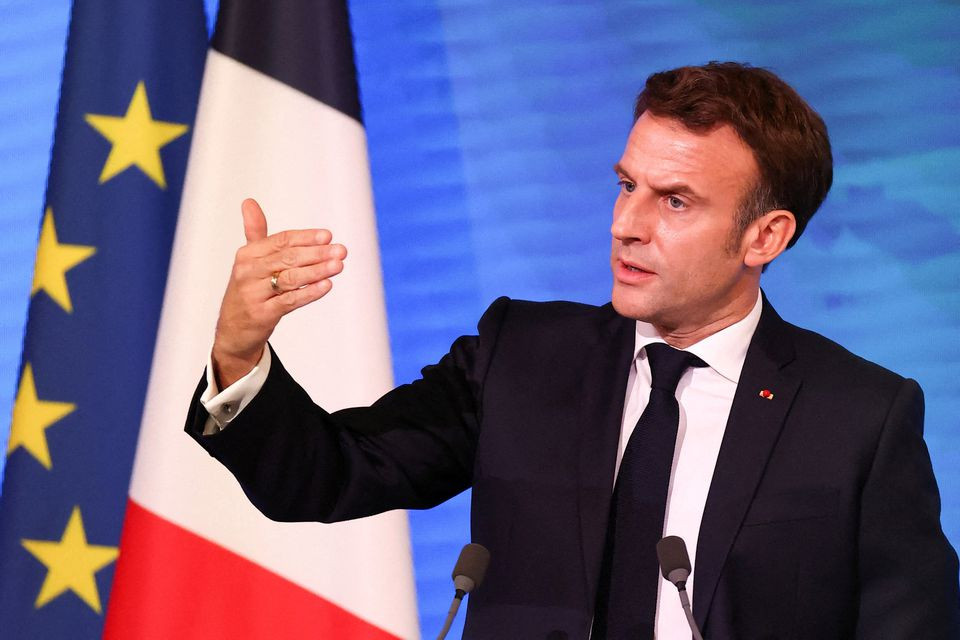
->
[610, 112, 760, 334]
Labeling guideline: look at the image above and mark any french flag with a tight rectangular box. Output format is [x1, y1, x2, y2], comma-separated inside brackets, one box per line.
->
[104, 1, 418, 637]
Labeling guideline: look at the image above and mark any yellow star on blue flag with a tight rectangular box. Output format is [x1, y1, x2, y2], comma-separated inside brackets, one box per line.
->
[30, 207, 96, 314]
[21, 507, 119, 613]
[7, 363, 75, 470]
[85, 81, 189, 188]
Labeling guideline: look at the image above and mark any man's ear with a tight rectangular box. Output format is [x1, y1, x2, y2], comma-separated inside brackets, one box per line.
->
[743, 209, 796, 268]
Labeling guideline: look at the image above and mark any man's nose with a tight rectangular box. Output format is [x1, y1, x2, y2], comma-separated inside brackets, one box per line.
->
[611, 197, 653, 243]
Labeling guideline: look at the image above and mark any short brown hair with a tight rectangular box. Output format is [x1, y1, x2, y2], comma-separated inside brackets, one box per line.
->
[635, 62, 832, 248]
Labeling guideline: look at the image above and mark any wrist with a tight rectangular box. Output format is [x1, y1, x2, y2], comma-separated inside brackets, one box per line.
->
[211, 344, 263, 389]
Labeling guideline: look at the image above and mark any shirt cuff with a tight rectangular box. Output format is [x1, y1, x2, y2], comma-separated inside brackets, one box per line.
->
[199, 345, 272, 435]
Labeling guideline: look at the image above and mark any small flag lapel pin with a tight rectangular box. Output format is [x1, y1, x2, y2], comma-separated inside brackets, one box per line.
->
[759, 389, 774, 400]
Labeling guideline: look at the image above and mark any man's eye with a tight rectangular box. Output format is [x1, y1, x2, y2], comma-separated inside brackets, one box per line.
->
[617, 179, 636, 193]
[667, 195, 686, 209]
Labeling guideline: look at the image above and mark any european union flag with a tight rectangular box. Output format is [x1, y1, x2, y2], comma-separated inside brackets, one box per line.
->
[0, 1, 207, 637]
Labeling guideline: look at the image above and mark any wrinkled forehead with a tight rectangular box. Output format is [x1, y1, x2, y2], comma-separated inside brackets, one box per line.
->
[621, 113, 760, 193]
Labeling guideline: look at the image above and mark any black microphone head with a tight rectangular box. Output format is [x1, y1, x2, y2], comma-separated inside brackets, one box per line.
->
[452, 543, 491, 594]
[657, 536, 692, 586]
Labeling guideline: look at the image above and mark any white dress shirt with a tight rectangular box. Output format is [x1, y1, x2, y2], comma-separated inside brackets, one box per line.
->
[619, 292, 762, 639]
[200, 292, 763, 637]
[200, 345, 271, 435]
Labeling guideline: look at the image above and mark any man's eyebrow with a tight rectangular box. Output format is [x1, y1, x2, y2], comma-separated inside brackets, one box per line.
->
[657, 181, 700, 197]
[612, 166, 702, 200]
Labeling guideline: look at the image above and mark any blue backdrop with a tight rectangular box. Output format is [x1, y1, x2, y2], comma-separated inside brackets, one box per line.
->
[1, 1, 958, 637]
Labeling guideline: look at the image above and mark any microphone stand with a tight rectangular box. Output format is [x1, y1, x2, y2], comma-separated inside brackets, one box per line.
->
[436, 589, 467, 640]
[675, 582, 704, 640]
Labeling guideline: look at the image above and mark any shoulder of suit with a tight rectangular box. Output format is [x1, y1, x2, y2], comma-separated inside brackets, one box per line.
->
[487, 295, 612, 316]
[477, 296, 626, 348]
[775, 315, 911, 391]
[483, 295, 619, 328]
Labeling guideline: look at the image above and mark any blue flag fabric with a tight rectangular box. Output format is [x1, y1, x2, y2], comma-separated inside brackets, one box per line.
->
[0, 1, 206, 636]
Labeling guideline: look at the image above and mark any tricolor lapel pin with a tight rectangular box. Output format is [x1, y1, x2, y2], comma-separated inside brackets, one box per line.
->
[759, 389, 774, 400]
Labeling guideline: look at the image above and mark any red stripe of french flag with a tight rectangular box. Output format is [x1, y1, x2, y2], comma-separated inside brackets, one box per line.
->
[105, 500, 402, 639]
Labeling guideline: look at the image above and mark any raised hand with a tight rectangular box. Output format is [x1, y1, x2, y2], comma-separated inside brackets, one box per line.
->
[211, 198, 347, 388]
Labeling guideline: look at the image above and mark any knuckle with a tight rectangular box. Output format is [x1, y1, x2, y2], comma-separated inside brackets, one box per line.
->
[274, 230, 291, 248]
[279, 293, 298, 309]
[234, 261, 252, 280]
[280, 249, 298, 267]
[279, 269, 297, 288]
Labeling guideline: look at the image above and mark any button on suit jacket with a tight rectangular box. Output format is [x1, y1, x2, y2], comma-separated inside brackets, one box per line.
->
[186, 296, 960, 639]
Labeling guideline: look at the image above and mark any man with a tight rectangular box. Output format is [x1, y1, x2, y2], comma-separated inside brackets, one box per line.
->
[186, 63, 960, 638]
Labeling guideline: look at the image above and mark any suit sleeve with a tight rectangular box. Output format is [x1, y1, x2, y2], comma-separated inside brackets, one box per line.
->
[855, 378, 960, 638]
[183, 297, 511, 523]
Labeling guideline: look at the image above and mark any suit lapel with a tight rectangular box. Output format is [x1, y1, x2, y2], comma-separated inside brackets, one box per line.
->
[576, 305, 636, 610]
[692, 296, 801, 629]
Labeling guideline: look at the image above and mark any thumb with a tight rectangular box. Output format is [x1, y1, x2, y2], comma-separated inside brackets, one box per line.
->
[241, 198, 268, 243]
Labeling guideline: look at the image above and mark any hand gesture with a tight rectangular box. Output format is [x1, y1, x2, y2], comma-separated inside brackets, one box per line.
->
[211, 198, 347, 388]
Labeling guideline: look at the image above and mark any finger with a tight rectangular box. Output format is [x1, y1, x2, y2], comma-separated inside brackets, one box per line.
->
[259, 244, 347, 275]
[275, 259, 345, 291]
[245, 229, 335, 258]
[268, 279, 334, 315]
[242, 198, 268, 244]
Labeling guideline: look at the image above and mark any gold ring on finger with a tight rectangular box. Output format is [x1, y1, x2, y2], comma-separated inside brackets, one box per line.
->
[270, 271, 283, 295]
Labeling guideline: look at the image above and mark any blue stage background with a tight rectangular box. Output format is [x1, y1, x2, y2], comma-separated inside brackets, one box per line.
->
[1, 1, 957, 637]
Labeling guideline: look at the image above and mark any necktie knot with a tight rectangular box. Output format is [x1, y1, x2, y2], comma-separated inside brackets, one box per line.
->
[645, 342, 707, 393]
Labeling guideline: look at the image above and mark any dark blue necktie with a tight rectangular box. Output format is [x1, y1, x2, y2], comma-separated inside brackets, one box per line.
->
[592, 342, 707, 639]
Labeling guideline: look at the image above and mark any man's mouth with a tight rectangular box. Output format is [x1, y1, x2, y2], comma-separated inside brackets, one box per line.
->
[619, 259, 653, 274]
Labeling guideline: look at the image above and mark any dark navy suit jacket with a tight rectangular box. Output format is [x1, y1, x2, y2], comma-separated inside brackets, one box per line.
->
[186, 296, 960, 639]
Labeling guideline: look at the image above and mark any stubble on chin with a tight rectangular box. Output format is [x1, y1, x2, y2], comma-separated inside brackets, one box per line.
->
[611, 284, 655, 322]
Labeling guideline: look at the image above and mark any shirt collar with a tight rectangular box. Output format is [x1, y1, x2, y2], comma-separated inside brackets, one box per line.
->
[633, 290, 763, 384]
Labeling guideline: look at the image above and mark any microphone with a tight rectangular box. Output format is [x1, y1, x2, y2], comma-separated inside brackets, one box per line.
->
[436, 543, 491, 640]
[657, 536, 704, 640]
